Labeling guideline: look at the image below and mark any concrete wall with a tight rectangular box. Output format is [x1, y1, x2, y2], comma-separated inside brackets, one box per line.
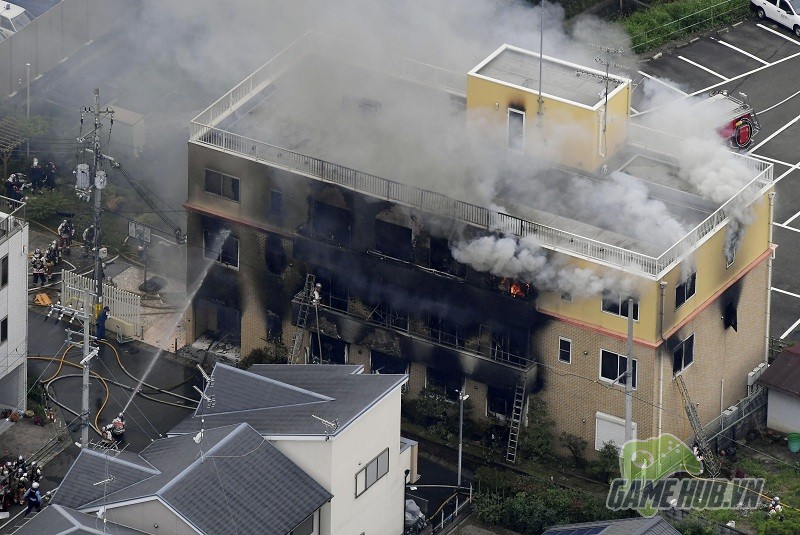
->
[0, 223, 28, 409]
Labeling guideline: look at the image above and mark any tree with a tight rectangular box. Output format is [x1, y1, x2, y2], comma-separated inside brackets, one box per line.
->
[518, 397, 556, 462]
[589, 441, 620, 484]
[559, 432, 588, 468]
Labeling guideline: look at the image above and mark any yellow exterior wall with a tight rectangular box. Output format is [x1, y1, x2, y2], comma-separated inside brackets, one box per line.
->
[661, 190, 772, 334]
[466, 73, 630, 172]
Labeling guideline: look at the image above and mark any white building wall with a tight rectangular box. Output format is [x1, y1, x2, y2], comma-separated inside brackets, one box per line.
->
[272, 386, 407, 535]
[0, 222, 28, 409]
[766, 389, 800, 434]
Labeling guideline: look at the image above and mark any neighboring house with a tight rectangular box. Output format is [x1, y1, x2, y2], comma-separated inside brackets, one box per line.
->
[168, 363, 415, 535]
[542, 516, 681, 534]
[757, 344, 800, 433]
[50, 423, 332, 535]
[13, 504, 149, 534]
[0, 196, 27, 410]
[184, 31, 774, 458]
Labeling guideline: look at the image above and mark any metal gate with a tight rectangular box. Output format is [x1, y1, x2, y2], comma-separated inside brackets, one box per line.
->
[61, 270, 142, 338]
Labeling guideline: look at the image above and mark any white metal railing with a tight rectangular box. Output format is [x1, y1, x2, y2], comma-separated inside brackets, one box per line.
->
[189, 39, 772, 278]
[61, 271, 142, 338]
[0, 196, 26, 247]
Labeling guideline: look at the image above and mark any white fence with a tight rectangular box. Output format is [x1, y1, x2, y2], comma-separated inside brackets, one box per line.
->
[61, 270, 142, 338]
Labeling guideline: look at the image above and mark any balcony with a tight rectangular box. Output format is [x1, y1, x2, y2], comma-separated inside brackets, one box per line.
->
[0, 196, 26, 247]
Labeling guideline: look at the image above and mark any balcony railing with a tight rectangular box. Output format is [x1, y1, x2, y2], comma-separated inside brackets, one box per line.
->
[294, 293, 532, 369]
[191, 34, 773, 279]
[0, 196, 26, 246]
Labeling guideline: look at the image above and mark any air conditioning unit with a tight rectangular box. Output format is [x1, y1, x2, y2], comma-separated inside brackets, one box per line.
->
[747, 362, 767, 387]
[722, 405, 738, 417]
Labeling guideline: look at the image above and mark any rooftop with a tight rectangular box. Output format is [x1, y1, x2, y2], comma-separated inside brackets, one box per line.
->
[757, 345, 800, 397]
[12, 504, 148, 535]
[541, 516, 681, 535]
[470, 44, 629, 109]
[190, 32, 773, 278]
[168, 363, 407, 438]
[52, 423, 332, 535]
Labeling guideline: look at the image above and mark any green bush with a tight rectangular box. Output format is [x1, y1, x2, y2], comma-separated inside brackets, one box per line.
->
[24, 189, 67, 222]
[620, 0, 750, 53]
[518, 397, 556, 463]
[559, 432, 588, 468]
[588, 441, 621, 483]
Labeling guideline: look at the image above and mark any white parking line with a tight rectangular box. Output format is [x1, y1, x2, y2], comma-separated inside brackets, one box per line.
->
[630, 106, 639, 114]
[747, 112, 800, 153]
[773, 160, 800, 185]
[780, 317, 800, 340]
[758, 87, 800, 115]
[772, 287, 800, 299]
[637, 71, 687, 95]
[678, 55, 729, 80]
[757, 23, 800, 44]
[752, 154, 795, 168]
[774, 222, 800, 233]
[715, 39, 769, 65]
[691, 49, 800, 97]
[784, 210, 800, 226]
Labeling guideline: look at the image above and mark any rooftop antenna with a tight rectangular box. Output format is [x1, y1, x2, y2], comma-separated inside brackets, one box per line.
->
[587, 43, 623, 158]
[196, 364, 214, 387]
[536, 5, 545, 119]
[311, 414, 340, 441]
[192, 386, 215, 408]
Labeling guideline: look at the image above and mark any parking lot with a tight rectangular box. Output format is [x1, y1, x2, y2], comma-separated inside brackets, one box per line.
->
[627, 16, 800, 343]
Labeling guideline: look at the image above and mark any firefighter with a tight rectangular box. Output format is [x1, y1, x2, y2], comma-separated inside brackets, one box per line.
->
[29, 461, 42, 484]
[110, 413, 125, 438]
[29, 158, 45, 190]
[31, 254, 46, 288]
[96, 306, 110, 340]
[22, 481, 43, 517]
[44, 161, 57, 190]
[58, 219, 75, 254]
[45, 243, 60, 281]
[82, 224, 95, 258]
[1, 467, 11, 512]
[15, 469, 28, 505]
[14, 455, 27, 473]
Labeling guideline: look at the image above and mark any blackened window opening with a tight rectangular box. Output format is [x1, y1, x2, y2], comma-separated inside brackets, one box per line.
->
[374, 220, 413, 262]
[265, 235, 287, 275]
[270, 189, 282, 215]
[675, 272, 696, 309]
[485, 325, 529, 367]
[312, 202, 352, 244]
[371, 351, 408, 375]
[602, 292, 639, 321]
[487, 385, 515, 418]
[426, 367, 463, 401]
[672, 334, 695, 374]
[203, 229, 239, 268]
[366, 300, 408, 331]
[310, 334, 347, 364]
[312, 270, 349, 312]
[426, 314, 468, 349]
[430, 237, 466, 277]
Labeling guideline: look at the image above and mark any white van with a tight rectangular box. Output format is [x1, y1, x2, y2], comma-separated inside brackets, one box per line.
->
[752, 0, 800, 37]
[0, 3, 33, 38]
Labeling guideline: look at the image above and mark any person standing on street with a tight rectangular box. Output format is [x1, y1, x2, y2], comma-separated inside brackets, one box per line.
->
[83, 224, 95, 258]
[97, 306, 110, 340]
[22, 481, 43, 517]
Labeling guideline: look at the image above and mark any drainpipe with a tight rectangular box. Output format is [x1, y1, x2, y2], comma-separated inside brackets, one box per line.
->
[765, 191, 776, 363]
[658, 280, 668, 438]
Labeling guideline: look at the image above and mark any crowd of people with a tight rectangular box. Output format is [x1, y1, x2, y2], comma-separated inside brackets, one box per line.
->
[29, 219, 101, 289]
[1, 455, 47, 517]
[4, 158, 57, 203]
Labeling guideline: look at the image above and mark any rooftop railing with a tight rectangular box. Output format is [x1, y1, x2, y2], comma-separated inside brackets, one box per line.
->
[190, 36, 773, 279]
[0, 196, 26, 247]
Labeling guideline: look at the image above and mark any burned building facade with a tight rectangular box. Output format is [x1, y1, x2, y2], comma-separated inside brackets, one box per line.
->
[185, 34, 775, 456]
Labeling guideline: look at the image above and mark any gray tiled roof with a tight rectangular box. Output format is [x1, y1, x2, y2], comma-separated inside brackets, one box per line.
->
[542, 516, 681, 535]
[169, 363, 406, 438]
[64, 423, 331, 535]
[51, 449, 159, 510]
[13, 504, 148, 534]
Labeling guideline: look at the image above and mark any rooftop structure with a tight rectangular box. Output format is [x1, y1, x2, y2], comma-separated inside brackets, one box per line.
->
[190, 32, 772, 279]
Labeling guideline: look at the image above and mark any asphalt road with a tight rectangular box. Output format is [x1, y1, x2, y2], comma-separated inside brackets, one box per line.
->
[630, 16, 800, 344]
[27, 308, 201, 452]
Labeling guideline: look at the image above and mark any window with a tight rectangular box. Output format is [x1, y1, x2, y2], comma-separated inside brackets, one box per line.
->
[675, 272, 696, 309]
[289, 513, 314, 535]
[561, 292, 572, 302]
[487, 385, 514, 418]
[374, 220, 413, 262]
[508, 108, 525, 152]
[726, 250, 735, 269]
[426, 367, 463, 401]
[355, 448, 389, 497]
[1, 317, 6, 343]
[600, 350, 637, 389]
[601, 292, 639, 321]
[269, 189, 282, 215]
[672, 334, 694, 374]
[558, 337, 572, 363]
[203, 229, 239, 268]
[313, 202, 352, 244]
[1, 255, 7, 287]
[430, 237, 466, 277]
[204, 170, 239, 202]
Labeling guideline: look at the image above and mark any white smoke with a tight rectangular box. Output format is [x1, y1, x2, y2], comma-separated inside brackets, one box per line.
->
[450, 234, 640, 299]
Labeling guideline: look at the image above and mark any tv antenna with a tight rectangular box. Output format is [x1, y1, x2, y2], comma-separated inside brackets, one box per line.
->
[311, 414, 340, 441]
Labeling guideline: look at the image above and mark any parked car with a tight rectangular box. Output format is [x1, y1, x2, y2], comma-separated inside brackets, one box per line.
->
[0, 2, 33, 38]
[752, 0, 800, 37]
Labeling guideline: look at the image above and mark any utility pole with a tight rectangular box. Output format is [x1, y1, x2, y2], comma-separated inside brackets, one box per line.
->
[457, 390, 469, 489]
[26, 62, 30, 157]
[91, 88, 107, 308]
[81, 289, 91, 448]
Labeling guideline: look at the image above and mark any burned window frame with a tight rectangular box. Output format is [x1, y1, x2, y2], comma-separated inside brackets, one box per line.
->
[203, 229, 239, 269]
[312, 201, 352, 244]
[487, 385, 515, 418]
[426, 367, 463, 402]
[204, 169, 240, 202]
[675, 272, 696, 309]
[426, 313, 469, 350]
[507, 107, 525, 152]
[366, 299, 408, 331]
[673, 334, 695, 375]
[599, 349, 637, 389]
[269, 189, 282, 216]
[373, 219, 413, 262]
[601, 292, 639, 321]
[558, 337, 572, 364]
